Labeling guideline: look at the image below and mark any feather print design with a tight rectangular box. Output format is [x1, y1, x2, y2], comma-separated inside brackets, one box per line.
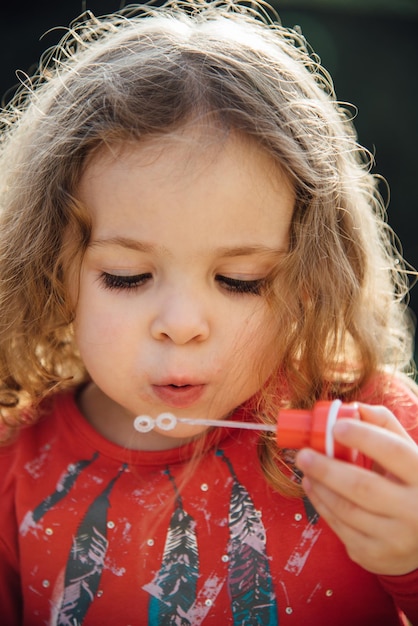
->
[302, 494, 319, 525]
[54, 464, 126, 626]
[21, 453, 99, 534]
[217, 450, 278, 625]
[292, 466, 319, 524]
[144, 468, 199, 626]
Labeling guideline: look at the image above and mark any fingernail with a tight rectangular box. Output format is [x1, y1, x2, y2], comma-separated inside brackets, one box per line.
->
[296, 449, 314, 469]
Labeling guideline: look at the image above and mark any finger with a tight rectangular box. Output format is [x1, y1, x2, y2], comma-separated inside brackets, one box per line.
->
[301, 478, 417, 575]
[302, 473, 396, 531]
[302, 475, 386, 544]
[332, 418, 418, 484]
[357, 403, 416, 442]
[301, 475, 418, 574]
[296, 448, 412, 513]
[302, 474, 383, 531]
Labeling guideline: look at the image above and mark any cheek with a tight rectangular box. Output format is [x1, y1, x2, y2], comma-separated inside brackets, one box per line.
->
[73, 290, 124, 350]
[233, 308, 278, 379]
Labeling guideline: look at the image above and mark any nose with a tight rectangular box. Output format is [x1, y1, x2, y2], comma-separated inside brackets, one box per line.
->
[150, 290, 210, 345]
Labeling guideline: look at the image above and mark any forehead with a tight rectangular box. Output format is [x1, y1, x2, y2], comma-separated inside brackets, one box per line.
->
[81, 123, 291, 191]
[77, 124, 295, 251]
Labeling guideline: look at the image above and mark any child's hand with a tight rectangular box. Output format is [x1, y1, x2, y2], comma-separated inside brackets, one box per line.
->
[295, 404, 418, 576]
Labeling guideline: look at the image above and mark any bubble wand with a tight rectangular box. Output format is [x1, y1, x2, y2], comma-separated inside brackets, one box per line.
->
[134, 399, 360, 462]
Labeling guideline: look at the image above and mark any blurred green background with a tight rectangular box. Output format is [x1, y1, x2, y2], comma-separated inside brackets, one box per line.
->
[1, 0, 417, 361]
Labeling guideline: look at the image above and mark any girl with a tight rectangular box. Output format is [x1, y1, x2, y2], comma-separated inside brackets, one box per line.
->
[0, 2, 417, 624]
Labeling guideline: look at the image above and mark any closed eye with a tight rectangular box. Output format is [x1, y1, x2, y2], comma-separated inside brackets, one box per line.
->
[215, 275, 266, 295]
[99, 272, 152, 291]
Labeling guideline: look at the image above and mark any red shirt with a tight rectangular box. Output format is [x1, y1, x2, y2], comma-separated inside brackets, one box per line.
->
[1, 377, 417, 625]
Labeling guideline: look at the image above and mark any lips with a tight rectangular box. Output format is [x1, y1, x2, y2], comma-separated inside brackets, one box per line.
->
[152, 383, 205, 408]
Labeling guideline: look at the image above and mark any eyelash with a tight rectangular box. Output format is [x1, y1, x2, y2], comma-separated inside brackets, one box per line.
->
[216, 275, 265, 295]
[99, 272, 266, 295]
[100, 272, 152, 291]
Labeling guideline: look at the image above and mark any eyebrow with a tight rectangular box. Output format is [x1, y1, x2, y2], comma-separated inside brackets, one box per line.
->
[89, 236, 160, 253]
[89, 236, 286, 257]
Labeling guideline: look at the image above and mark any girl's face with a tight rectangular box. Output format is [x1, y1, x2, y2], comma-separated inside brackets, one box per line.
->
[74, 126, 294, 450]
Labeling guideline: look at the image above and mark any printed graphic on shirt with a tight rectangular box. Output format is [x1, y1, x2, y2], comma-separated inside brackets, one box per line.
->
[217, 450, 278, 625]
[53, 464, 126, 624]
[143, 468, 199, 625]
[282, 461, 321, 576]
[20, 452, 99, 535]
[19, 449, 290, 624]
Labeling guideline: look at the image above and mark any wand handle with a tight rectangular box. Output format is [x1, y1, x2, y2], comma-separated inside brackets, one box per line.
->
[133, 400, 360, 462]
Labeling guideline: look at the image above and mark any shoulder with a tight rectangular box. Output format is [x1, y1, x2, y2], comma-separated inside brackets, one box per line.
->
[0, 389, 78, 469]
[358, 371, 418, 433]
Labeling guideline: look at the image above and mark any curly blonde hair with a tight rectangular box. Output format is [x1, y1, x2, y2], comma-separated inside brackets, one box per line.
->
[0, 0, 415, 493]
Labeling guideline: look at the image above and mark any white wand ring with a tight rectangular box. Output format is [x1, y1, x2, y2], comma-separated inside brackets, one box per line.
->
[155, 413, 177, 430]
[133, 415, 154, 433]
[133, 413, 178, 433]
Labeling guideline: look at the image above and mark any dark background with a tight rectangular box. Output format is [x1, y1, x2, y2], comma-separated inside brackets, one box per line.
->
[1, 0, 417, 358]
